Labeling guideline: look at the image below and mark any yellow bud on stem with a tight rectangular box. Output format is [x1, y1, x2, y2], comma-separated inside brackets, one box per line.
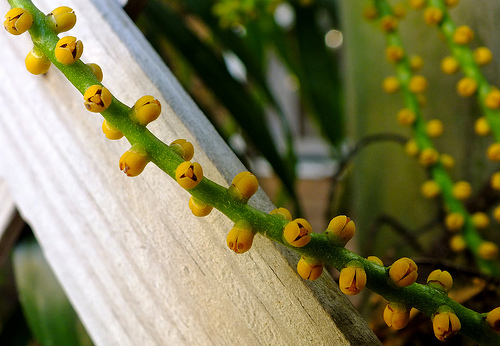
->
[55, 36, 83, 65]
[175, 161, 203, 189]
[325, 215, 356, 247]
[383, 302, 410, 330]
[388, 257, 418, 287]
[84, 85, 112, 113]
[25, 49, 51, 75]
[119, 145, 150, 177]
[339, 261, 367, 295]
[102, 119, 124, 140]
[432, 306, 461, 342]
[296, 256, 323, 281]
[228, 171, 259, 203]
[283, 218, 312, 247]
[130, 95, 162, 126]
[170, 139, 195, 161]
[427, 269, 453, 293]
[189, 196, 213, 217]
[226, 220, 255, 254]
[270, 207, 292, 221]
[47, 6, 76, 33]
[4, 8, 33, 35]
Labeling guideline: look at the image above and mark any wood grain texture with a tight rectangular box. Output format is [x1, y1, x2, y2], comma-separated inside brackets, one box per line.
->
[0, 0, 381, 345]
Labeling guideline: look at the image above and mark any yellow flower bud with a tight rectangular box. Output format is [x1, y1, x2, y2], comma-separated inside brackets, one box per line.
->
[383, 302, 410, 330]
[397, 108, 416, 126]
[270, 207, 292, 221]
[228, 171, 259, 203]
[453, 25, 474, 45]
[427, 269, 453, 293]
[130, 95, 162, 126]
[493, 206, 500, 223]
[83, 85, 112, 113]
[445, 212, 464, 232]
[421, 180, 441, 198]
[491, 172, 500, 190]
[86, 63, 103, 82]
[474, 47, 493, 66]
[54, 36, 83, 65]
[440, 154, 455, 170]
[189, 196, 213, 217]
[296, 256, 323, 281]
[409, 0, 426, 9]
[380, 15, 398, 32]
[362, 5, 378, 21]
[119, 145, 149, 177]
[283, 218, 312, 247]
[452, 181, 471, 200]
[47, 6, 76, 34]
[457, 77, 478, 97]
[393, 4, 407, 19]
[472, 212, 490, 229]
[386, 45, 405, 64]
[405, 139, 419, 157]
[175, 161, 203, 189]
[426, 119, 444, 137]
[366, 256, 384, 266]
[478, 241, 499, 260]
[475, 116, 491, 135]
[432, 306, 461, 342]
[487, 143, 500, 161]
[325, 215, 356, 247]
[4, 8, 33, 35]
[409, 75, 428, 93]
[170, 139, 194, 161]
[382, 76, 400, 94]
[419, 148, 439, 167]
[444, 0, 459, 7]
[486, 307, 500, 333]
[226, 221, 255, 254]
[441, 56, 460, 74]
[409, 55, 424, 72]
[449, 235, 466, 252]
[485, 89, 500, 109]
[388, 257, 418, 287]
[25, 49, 51, 75]
[339, 261, 367, 295]
[424, 7, 443, 25]
[102, 119, 124, 140]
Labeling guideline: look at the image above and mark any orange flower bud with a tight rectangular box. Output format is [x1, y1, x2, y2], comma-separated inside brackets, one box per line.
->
[270, 207, 292, 221]
[427, 269, 453, 293]
[432, 306, 461, 342]
[325, 215, 356, 247]
[383, 302, 410, 330]
[175, 161, 203, 189]
[283, 218, 312, 247]
[188, 196, 213, 217]
[339, 261, 367, 295]
[170, 139, 194, 161]
[296, 256, 323, 281]
[389, 257, 418, 287]
[228, 171, 259, 203]
[226, 220, 255, 254]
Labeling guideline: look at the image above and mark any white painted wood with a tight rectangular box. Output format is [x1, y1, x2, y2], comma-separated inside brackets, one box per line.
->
[0, 180, 24, 264]
[0, 0, 380, 345]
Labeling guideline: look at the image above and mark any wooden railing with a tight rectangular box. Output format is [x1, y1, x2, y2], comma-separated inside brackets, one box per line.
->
[0, 0, 380, 344]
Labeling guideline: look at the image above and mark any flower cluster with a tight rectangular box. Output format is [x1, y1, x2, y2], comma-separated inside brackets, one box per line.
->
[6, 1, 500, 344]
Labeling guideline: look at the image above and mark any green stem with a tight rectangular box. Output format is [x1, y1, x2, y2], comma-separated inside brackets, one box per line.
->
[373, 0, 499, 277]
[7, 0, 500, 343]
[427, 0, 500, 142]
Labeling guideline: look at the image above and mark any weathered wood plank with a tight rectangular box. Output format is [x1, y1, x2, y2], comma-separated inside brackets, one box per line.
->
[0, 0, 380, 345]
[0, 181, 24, 265]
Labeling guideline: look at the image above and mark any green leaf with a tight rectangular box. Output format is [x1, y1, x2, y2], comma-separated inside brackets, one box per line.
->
[143, 0, 298, 201]
[293, 4, 343, 146]
[13, 238, 92, 346]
